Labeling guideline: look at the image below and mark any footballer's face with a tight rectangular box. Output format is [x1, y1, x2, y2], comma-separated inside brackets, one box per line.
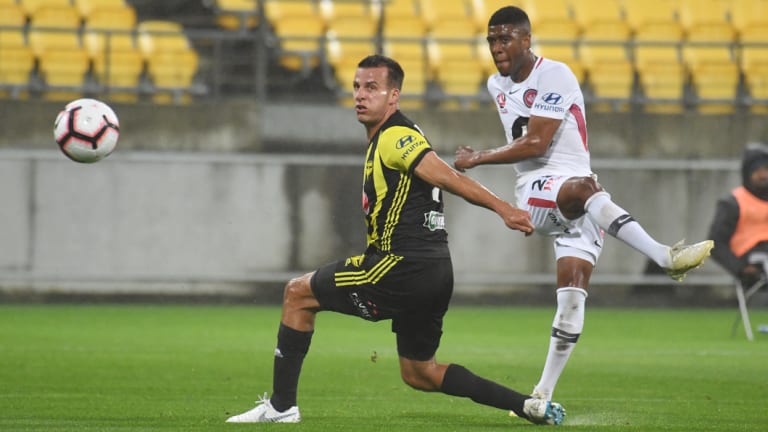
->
[486, 23, 532, 82]
[750, 164, 768, 194]
[353, 66, 399, 134]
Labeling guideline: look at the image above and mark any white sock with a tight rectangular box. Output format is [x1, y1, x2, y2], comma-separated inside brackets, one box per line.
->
[584, 191, 671, 268]
[534, 287, 587, 401]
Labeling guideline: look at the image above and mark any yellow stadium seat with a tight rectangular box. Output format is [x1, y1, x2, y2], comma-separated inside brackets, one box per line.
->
[634, 43, 683, 111]
[264, 0, 320, 21]
[271, 15, 326, 72]
[380, 0, 421, 19]
[213, 0, 259, 31]
[623, 0, 684, 42]
[679, 0, 735, 40]
[18, 0, 72, 17]
[0, 3, 26, 28]
[430, 16, 479, 40]
[92, 49, 144, 102]
[84, 4, 136, 30]
[580, 43, 634, 106]
[688, 62, 740, 113]
[526, 0, 580, 41]
[573, 0, 630, 42]
[136, 20, 200, 103]
[137, 20, 191, 56]
[263, 0, 326, 73]
[83, 5, 137, 60]
[146, 49, 199, 103]
[326, 12, 378, 42]
[325, 0, 380, 20]
[28, 6, 83, 56]
[74, 0, 126, 18]
[38, 47, 90, 101]
[732, 0, 768, 38]
[325, 12, 378, 68]
[0, 45, 34, 98]
[636, 63, 686, 113]
[741, 42, 768, 105]
[743, 63, 768, 102]
[435, 58, 485, 108]
[421, 0, 480, 30]
[0, 4, 27, 48]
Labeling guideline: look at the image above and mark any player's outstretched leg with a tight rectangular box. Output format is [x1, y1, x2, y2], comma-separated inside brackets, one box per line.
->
[583, 191, 714, 281]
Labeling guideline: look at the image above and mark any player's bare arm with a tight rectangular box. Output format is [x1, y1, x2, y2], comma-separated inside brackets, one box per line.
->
[453, 115, 562, 171]
[414, 151, 534, 235]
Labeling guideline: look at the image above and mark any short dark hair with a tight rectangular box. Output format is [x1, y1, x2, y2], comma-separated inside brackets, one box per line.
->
[358, 54, 404, 90]
[488, 6, 531, 31]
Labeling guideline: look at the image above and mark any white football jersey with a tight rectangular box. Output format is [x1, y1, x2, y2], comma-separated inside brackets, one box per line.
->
[487, 56, 593, 188]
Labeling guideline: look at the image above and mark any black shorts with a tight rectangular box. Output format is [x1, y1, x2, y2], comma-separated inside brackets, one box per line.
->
[311, 249, 453, 361]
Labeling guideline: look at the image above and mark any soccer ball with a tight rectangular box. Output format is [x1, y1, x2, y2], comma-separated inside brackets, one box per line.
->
[54, 98, 120, 163]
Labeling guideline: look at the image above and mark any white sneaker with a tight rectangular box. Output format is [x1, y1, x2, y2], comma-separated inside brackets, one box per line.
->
[665, 240, 714, 282]
[226, 393, 301, 423]
[521, 398, 565, 425]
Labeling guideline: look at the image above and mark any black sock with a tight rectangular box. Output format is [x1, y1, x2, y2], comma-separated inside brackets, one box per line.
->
[440, 364, 527, 416]
[270, 323, 313, 412]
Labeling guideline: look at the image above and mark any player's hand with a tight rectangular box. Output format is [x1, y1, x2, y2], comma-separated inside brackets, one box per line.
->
[454, 146, 476, 172]
[498, 202, 534, 236]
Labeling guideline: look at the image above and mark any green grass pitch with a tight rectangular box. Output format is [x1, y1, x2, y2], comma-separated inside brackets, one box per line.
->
[0, 305, 766, 431]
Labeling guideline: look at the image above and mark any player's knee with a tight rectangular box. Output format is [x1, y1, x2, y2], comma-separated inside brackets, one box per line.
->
[400, 368, 439, 391]
[559, 176, 604, 217]
[282, 276, 311, 308]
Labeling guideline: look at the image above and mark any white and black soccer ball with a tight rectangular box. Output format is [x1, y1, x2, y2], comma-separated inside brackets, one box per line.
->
[54, 98, 120, 163]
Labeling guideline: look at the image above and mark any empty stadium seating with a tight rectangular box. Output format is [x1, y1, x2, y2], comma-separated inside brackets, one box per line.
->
[2, 0, 765, 110]
[212, 0, 260, 31]
[634, 43, 685, 113]
[0, 45, 35, 99]
[580, 44, 634, 108]
[138, 20, 200, 103]
[27, 4, 91, 99]
[573, 0, 630, 42]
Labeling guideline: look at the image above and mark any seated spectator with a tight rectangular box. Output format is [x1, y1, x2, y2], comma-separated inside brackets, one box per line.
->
[708, 142, 768, 288]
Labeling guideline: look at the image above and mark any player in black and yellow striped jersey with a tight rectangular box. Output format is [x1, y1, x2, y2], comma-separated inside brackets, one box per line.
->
[227, 55, 563, 426]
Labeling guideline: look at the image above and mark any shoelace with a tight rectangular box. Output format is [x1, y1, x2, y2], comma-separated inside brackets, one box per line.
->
[254, 392, 269, 406]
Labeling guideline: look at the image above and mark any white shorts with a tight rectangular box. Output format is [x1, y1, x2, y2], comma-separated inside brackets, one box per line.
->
[516, 174, 604, 265]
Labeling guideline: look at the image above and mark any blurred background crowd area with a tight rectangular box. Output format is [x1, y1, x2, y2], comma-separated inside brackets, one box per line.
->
[0, 0, 766, 114]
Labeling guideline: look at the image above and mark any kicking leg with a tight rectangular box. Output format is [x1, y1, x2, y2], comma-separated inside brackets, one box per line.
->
[559, 176, 713, 280]
[558, 176, 671, 267]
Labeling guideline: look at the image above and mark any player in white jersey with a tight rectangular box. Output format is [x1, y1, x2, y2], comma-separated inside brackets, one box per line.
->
[453, 5, 715, 410]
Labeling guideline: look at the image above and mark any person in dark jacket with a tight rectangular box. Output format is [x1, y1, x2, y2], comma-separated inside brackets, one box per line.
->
[709, 142, 768, 288]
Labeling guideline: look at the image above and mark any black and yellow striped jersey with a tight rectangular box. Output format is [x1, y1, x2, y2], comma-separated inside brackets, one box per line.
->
[362, 111, 449, 257]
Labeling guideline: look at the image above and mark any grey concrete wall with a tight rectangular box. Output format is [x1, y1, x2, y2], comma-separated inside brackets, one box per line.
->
[0, 150, 740, 300]
[0, 99, 759, 301]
